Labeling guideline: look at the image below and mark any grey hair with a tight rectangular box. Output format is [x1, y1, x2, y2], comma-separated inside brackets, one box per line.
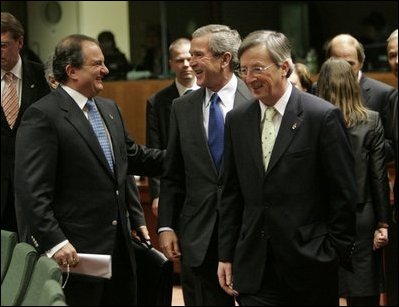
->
[192, 24, 241, 70]
[238, 30, 293, 78]
[387, 29, 398, 43]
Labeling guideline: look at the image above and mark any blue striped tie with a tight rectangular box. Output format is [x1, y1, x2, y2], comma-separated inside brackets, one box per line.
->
[208, 93, 224, 172]
[86, 99, 114, 173]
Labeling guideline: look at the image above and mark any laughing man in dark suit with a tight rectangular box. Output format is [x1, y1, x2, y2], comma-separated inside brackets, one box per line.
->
[158, 24, 252, 306]
[14, 34, 164, 306]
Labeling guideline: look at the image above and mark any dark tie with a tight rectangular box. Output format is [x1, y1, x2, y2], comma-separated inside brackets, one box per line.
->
[183, 89, 193, 95]
[208, 93, 224, 172]
[86, 99, 114, 173]
[2, 72, 19, 128]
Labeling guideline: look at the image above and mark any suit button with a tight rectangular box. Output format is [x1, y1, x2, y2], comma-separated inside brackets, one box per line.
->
[260, 230, 265, 237]
[112, 220, 118, 226]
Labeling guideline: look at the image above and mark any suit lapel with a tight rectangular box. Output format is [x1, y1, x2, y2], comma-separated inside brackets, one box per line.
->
[266, 89, 303, 175]
[57, 88, 114, 178]
[359, 75, 371, 106]
[246, 102, 265, 179]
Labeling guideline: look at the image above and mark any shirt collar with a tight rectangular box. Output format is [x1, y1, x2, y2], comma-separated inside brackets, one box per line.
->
[205, 74, 238, 107]
[259, 82, 293, 118]
[61, 84, 92, 110]
[1, 56, 22, 80]
[175, 79, 200, 97]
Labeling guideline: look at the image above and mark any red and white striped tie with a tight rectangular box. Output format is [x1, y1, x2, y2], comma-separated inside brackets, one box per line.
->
[2, 72, 19, 128]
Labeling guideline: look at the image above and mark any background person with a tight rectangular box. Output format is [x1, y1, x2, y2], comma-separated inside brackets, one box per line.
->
[318, 57, 390, 306]
[146, 37, 198, 217]
[98, 30, 132, 81]
[384, 28, 398, 307]
[326, 33, 396, 161]
[1, 12, 50, 237]
[288, 62, 313, 92]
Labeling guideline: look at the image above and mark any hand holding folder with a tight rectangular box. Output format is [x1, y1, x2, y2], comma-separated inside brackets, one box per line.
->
[61, 253, 112, 279]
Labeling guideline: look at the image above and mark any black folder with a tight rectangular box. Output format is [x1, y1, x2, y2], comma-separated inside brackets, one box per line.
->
[132, 238, 173, 306]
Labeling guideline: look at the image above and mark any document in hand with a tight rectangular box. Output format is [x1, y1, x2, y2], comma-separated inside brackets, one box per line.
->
[61, 253, 112, 279]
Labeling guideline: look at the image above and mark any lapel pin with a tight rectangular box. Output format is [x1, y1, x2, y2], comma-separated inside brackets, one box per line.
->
[292, 123, 297, 130]
[109, 114, 114, 120]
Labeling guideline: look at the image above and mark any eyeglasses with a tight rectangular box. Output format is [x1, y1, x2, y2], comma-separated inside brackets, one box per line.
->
[237, 63, 276, 77]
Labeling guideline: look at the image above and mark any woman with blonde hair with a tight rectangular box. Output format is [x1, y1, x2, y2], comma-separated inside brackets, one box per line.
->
[318, 57, 391, 306]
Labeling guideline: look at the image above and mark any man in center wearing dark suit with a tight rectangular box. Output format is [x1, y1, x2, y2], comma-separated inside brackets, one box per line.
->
[14, 34, 164, 306]
[158, 24, 252, 306]
[217, 30, 357, 306]
[146, 37, 198, 217]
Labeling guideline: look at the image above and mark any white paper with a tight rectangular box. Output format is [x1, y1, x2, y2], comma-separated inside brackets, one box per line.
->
[61, 253, 112, 279]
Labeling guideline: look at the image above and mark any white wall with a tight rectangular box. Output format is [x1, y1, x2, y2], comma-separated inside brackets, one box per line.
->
[27, 1, 79, 62]
[27, 1, 130, 62]
[79, 1, 130, 61]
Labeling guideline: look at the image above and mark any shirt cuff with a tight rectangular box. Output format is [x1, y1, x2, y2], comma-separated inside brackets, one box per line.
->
[46, 240, 69, 258]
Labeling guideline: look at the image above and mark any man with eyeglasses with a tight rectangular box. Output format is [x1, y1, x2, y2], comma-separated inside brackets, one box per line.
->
[158, 24, 252, 306]
[217, 30, 357, 305]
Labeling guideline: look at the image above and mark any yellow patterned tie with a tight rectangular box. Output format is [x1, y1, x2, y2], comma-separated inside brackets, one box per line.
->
[2, 72, 19, 128]
[261, 107, 277, 171]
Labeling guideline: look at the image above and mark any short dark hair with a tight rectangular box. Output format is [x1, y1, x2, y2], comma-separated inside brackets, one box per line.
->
[1, 12, 24, 39]
[53, 34, 98, 83]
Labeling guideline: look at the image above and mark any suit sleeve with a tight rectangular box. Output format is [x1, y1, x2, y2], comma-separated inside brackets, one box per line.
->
[125, 175, 146, 229]
[369, 114, 391, 224]
[320, 107, 357, 268]
[218, 113, 244, 262]
[146, 96, 161, 199]
[158, 104, 185, 229]
[15, 106, 65, 253]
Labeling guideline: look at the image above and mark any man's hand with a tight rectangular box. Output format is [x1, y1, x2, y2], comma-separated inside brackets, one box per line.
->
[53, 242, 79, 267]
[131, 225, 150, 242]
[159, 230, 181, 261]
[373, 227, 389, 250]
[218, 261, 239, 296]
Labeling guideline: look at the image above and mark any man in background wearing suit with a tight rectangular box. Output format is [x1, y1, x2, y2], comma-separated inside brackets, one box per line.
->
[14, 34, 164, 306]
[326, 34, 396, 161]
[1, 12, 50, 236]
[158, 24, 252, 306]
[217, 30, 357, 305]
[385, 28, 398, 307]
[146, 37, 198, 217]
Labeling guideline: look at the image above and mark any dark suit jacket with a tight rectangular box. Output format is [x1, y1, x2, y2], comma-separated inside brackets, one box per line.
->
[146, 81, 179, 198]
[360, 75, 396, 160]
[14, 86, 163, 265]
[348, 110, 390, 214]
[218, 87, 357, 293]
[158, 78, 252, 267]
[1, 60, 50, 227]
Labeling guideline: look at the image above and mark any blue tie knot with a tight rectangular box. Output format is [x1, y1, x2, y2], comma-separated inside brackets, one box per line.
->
[86, 99, 95, 111]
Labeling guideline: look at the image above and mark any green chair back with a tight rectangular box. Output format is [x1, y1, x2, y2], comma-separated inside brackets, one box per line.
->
[38, 279, 66, 306]
[1, 242, 38, 306]
[1, 230, 18, 283]
[21, 256, 63, 306]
